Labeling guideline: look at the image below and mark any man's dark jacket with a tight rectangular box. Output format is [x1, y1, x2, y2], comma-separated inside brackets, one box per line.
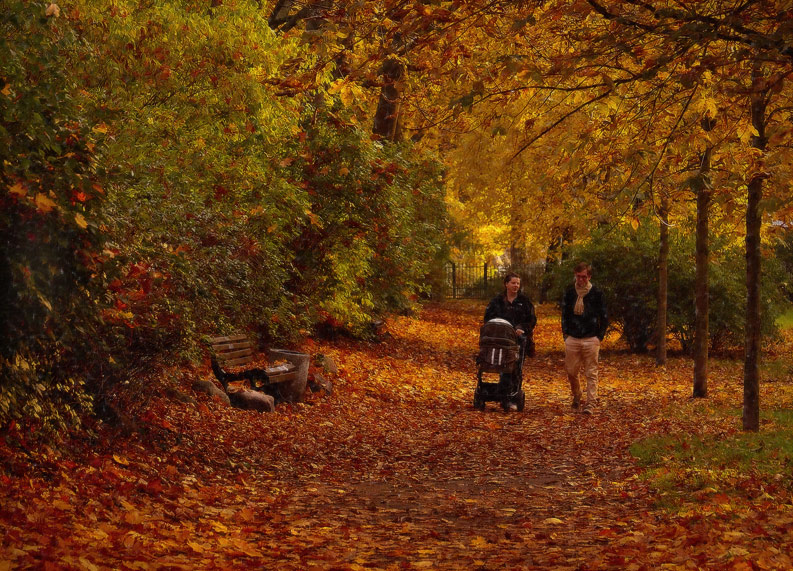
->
[484, 293, 537, 334]
[561, 284, 608, 340]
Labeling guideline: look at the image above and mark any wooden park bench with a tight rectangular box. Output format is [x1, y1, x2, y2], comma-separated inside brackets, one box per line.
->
[207, 334, 298, 394]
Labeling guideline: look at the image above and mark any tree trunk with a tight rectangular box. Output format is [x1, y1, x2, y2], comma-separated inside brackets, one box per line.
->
[656, 198, 669, 366]
[692, 145, 712, 397]
[268, 0, 325, 32]
[743, 73, 768, 432]
[372, 57, 404, 141]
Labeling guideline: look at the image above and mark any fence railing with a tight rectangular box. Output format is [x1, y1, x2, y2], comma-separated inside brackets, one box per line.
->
[443, 261, 545, 300]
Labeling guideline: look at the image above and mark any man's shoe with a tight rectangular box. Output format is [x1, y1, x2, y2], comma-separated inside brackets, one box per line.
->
[572, 397, 581, 409]
[582, 403, 594, 415]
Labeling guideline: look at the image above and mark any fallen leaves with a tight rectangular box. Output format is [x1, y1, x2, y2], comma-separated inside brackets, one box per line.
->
[1, 301, 792, 569]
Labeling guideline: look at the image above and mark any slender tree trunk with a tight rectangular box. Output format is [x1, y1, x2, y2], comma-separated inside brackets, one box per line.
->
[692, 145, 712, 397]
[743, 75, 768, 432]
[656, 198, 669, 366]
[372, 57, 404, 141]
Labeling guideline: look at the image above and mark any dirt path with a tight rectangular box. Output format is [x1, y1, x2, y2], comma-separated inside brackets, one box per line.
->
[234, 301, 675, 570]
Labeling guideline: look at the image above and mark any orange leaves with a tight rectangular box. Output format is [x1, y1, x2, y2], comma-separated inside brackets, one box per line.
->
[34, 192, 57, 213]
[3, 301, 793, 568]
[8, 182, 26, 197]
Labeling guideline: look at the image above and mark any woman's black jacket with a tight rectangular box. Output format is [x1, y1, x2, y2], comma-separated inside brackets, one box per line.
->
[484, 293, 537, 334]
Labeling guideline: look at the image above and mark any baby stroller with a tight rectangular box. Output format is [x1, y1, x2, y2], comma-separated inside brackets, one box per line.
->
[474, 318, 527, 411]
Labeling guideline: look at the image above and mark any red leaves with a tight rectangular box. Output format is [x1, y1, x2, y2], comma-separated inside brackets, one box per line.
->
[2, 301, 793, 568]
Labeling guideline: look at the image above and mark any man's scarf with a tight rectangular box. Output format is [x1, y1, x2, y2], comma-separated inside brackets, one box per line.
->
[574, 281, 592, 315]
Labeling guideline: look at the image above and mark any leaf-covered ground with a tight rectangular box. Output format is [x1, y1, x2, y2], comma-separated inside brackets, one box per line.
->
[3, 301, 793, 570]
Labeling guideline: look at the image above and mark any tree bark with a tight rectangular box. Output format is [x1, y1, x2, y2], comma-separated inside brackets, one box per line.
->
[743, 72, 768, 432]
[372, 58, 404, 141]
[692, 144, 712, 397]
[656, 198, 669, 366]
[268, 0, 325, 32]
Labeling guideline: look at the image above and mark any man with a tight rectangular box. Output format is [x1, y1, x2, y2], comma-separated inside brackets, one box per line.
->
[561, 262, 608, 414]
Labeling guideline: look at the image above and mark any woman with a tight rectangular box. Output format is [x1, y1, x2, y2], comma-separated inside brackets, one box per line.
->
[484, 272, 537, 342]
[484, 272, 537, 408]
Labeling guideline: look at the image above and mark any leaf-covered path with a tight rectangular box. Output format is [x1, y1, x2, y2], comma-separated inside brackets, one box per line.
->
[4, 301, 793, 569]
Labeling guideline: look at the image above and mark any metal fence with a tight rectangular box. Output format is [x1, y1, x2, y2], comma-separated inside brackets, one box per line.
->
[443, 261, 545, 300]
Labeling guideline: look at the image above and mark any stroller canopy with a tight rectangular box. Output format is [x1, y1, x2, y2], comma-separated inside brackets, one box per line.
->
[479, 318, 518, 344]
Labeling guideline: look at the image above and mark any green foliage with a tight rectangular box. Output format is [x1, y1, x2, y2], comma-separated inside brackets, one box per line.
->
[667, 234, 787, 353]
[547, 219, 788, 353]
[777, 309, 793, 330]
[285, 106, 448, 336]
[1, 0, 105, 433]
[774, 228, 793, 302]
[546, 221, 659, 352]
[1, 0, 450, 436]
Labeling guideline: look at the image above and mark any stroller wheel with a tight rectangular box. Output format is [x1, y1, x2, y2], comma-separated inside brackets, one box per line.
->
[473, 392, 485, 411]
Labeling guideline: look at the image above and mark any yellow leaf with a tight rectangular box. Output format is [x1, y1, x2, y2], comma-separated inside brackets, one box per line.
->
[543, 517, 564, 524]
[75, 213, 88, 229]
[211, 521, 229, 533]
[119, 499, 136, 510]
[124, 510, 144, 525]
[52, 500, 71, 510]
[92, 123, 109, 134]
[35, 193, 57, 213]
[339, 167, 350, 176]
[122, 532, 138, 549]
[113, 455, 129, 466]
[187, 541, 206, 553]
[45, 3, 60, 17]
[237, 507, 255, 522]
[8, 183, 25, 197]
[1, 83, 11, 97]
[339, 85, 354, 107]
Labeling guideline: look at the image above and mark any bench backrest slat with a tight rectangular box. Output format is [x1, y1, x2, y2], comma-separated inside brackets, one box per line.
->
[211, 340, 253, 349]
[208, 334, 256, 372]
[220, 355, 255, 368]
[214, 347, 253, 361]
[209, 334, 249, 344]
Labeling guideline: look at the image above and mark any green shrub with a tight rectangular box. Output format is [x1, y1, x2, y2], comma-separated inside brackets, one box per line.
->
[547, 221, 658, 352]
[1, 1, 107, 433]
[548, 219, 788, 353]
[284, 106, 448, 336]
[774, 228, 793, 301]
[2, 0, 450, 436]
